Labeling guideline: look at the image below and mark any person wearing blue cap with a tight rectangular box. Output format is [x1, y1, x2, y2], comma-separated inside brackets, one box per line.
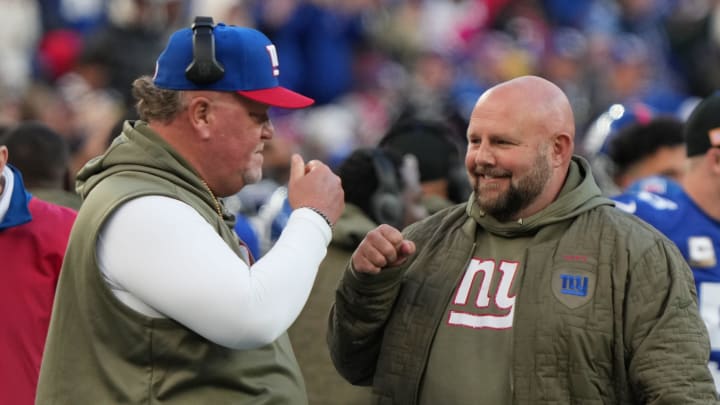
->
[36, 17, 344, 404]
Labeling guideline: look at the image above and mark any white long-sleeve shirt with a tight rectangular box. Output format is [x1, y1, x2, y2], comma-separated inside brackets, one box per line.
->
[97, 195, 331, 350]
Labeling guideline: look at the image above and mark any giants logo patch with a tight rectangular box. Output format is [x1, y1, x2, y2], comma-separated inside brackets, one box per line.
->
[552, 268, 596, 308]
[559, 274, 588, 296]
[447, 258, 519, 330]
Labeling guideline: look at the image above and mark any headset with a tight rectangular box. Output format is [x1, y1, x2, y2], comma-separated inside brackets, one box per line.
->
[379, 118, 471, 204]
[368, 149, 404, 229]
[185, 16, 225, 84]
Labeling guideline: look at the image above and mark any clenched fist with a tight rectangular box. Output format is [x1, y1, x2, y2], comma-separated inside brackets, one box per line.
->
[287, 154, 344, 225]
[351, 224, 416, 274]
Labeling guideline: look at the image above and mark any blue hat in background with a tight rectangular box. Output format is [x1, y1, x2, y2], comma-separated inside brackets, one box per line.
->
[153, 18, 314, 109]
[582, 102, 655, 158]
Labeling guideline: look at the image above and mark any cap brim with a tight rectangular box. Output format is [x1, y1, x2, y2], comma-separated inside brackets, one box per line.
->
[237, 87, 314, 109]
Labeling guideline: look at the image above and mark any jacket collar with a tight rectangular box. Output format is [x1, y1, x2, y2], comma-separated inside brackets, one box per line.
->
[0, 165, 32, 230]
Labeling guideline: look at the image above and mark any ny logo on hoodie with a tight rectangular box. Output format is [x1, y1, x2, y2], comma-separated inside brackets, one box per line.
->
[447, 258, 519, 330]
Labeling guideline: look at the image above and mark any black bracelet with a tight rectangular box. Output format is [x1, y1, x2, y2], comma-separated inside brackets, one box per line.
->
[302, 206, 333, 229]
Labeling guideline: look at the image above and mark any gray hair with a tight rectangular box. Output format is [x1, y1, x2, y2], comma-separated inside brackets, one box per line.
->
[131, 76, 186, 123]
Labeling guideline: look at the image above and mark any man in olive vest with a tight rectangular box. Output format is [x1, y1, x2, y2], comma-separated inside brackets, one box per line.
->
[37, 17, 344, 404]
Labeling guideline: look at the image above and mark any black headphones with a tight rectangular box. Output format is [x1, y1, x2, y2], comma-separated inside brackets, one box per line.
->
[368, 149, 404, 228]
[379, 119, 471, 204]
[185, 16, 225, 84]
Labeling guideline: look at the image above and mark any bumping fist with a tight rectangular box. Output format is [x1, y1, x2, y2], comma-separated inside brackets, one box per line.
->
[287, 154, 344, 225]
[351, 224, 416, 274]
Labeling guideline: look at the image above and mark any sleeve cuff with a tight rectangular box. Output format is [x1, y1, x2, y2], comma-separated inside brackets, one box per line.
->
[291, 207, 332, 244]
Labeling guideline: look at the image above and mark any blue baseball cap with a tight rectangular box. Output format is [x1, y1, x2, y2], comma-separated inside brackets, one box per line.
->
[153, 22, 314, 109]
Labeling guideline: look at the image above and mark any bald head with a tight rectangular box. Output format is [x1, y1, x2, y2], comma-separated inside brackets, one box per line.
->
[475, 75, 575, 143]
[466, 76, 577, 220]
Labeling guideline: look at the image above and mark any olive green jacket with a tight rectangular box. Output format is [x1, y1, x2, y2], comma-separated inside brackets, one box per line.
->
[329, 157, 718, 404]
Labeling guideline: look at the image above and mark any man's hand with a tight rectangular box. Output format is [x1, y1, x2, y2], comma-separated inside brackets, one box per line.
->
[351, 224, 416, 274]
[287, 154, 344, 225]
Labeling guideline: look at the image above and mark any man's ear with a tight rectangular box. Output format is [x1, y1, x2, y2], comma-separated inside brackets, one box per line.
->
[551, 132, 573, 167]
[708, 147, 720, 176]
[187, 96, 213, 140]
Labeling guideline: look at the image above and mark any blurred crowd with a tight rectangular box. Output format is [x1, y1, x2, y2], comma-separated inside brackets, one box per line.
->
[4, 3, 720, 402]
[2, 0, 719, 252]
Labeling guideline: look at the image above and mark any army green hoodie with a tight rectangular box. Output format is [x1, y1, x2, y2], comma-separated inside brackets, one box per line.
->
[329, 157, 717, 404]
[37, 121, 307, 404]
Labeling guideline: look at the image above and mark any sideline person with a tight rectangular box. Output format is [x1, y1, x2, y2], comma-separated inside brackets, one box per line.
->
[328, 75, 718, 404]
[613, 91, 720, 389]
[2, 121, 82, 209]
[605, 116, 686, 192]
[36, 17, 343, 404]
[289, 147, 427, 404]
[0, 139, 76, 405]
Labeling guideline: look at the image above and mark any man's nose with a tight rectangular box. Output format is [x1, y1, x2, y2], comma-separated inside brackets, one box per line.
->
[473, 143, 495, 166]
[262, 120, 274, 139]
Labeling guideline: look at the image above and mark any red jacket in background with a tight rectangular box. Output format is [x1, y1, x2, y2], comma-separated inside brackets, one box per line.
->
[0, 166, 77, 405]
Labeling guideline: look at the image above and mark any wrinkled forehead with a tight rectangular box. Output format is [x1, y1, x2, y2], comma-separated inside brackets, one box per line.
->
[469, 93, 531, 132]
[473, 84, 573, 140]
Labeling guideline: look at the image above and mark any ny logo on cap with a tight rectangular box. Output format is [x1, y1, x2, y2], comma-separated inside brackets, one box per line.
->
[266, 45, 279, 77]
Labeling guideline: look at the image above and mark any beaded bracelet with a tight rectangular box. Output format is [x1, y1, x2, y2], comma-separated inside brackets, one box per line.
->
[302, 206, 333, 229]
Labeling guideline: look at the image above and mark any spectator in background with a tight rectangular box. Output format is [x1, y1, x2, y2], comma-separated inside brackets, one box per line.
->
[327, 75, 717, 404]
[664, 0, 720, 98]
[607, 116, 686, 191]
[589, 32, 689, 126]
[538, 27, 594, 130]
[591, 33, 654, 117]
[0, 137, 76, 405]
[0, 1, 40, 96]
[52, 43, 127, 177]
[254, 0, 370, 105]
[400, 50, 463, 127]
[582, 101, 688, 195]
[36, 19, 344, 404]
[79, 0, 183, 108]
[289, 147, 427, 405]
[18, 77, 124, 182]
[379, 117, 471, 214]
[612, 92, 720, 390]
[2, 121, 82, 210]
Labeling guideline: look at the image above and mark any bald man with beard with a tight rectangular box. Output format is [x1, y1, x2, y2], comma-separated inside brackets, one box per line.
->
[328, 76, 718, 404]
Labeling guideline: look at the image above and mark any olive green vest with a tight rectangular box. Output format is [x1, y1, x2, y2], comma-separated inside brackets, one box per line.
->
[36, 122, 307, 404]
